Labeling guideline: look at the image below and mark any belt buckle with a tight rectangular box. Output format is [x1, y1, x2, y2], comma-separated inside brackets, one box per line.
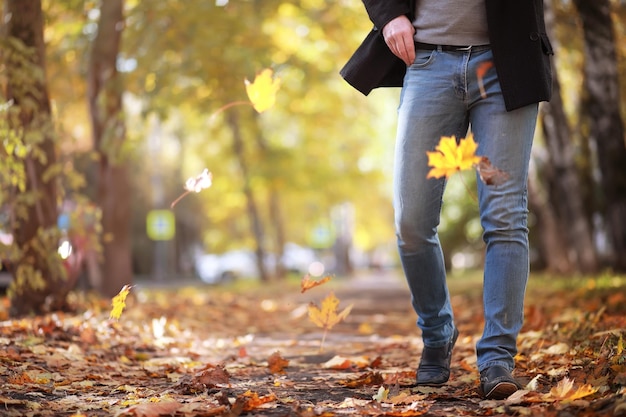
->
[456, 45, 473, 51]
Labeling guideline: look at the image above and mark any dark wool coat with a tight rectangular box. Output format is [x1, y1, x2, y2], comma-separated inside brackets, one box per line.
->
[341, 0, 553, 111]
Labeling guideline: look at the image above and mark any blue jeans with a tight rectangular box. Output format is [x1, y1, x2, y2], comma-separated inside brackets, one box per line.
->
[393, 46, 538, 372]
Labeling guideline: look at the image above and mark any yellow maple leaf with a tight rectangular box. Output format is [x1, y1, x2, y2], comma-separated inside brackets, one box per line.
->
[109, 285, 132, 320]
[244, 68, 280, 113]
[426, 133, 482, 179]
[308, 291, 353, 351]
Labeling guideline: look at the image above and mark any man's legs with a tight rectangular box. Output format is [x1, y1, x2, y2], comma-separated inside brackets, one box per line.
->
[395, 46, 538, 393]
[467, 64, 538, 373]
[466, 49, 538, 398]
[393, 48, 470, 350]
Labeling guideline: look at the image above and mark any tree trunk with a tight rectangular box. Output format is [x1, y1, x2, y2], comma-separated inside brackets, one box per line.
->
[251, 121, 287, 279]
[268, 188, 286, 279]
[538, 0, 598, 273]
[528, 157, 572, 273]
[226, 111, 270, 282]
[87, 0, 133, 297]
[3, 0, 69, 316]
[573, 0, 626, 271]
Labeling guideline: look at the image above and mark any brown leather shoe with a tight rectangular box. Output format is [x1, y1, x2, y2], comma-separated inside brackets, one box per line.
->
[479, 365, 522, 399]
[416, 327, 458, 386]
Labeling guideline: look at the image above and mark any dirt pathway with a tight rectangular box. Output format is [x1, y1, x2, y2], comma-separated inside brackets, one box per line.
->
[0, 270, 624, 416]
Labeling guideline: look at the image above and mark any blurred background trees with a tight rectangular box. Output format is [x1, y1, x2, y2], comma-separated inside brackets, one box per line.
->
[1, 0, 626, 316]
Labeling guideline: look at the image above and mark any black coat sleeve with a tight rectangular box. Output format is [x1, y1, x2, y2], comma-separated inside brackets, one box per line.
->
[362, 0, 412, 31]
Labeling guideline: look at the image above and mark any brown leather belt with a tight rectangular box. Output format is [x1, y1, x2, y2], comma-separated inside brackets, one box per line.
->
[415, 42, 490, 52]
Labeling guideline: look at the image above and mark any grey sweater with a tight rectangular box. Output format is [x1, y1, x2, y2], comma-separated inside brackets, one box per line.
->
[413, 0, 490, 46]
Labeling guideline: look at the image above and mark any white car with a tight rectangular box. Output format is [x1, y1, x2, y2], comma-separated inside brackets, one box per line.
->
[194, 244, 323, 284]
[194, 250, 261, 284]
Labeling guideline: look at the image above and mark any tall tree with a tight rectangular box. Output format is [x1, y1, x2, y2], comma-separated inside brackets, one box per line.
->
[225, 110, 270, 282]
[535, 0, 598, 273]
[2, 0, 71, 315]
[87, 0, 132, 296]
[573, 0, 626, 271]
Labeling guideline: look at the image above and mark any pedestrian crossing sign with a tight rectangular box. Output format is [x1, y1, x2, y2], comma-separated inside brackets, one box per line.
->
[147, 209, 175, 241]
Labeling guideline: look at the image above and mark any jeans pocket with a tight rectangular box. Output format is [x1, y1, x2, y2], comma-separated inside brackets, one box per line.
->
[410, 49, 436, 68]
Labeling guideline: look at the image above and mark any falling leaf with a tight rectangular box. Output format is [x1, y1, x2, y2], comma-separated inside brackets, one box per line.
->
[171, 169, 213, 208]
[476, 156, 510, 186]
[308, 292, 353, 352]
[476, 60, 494, 99]
[267, 351, 289, 374]
[245, 68, 280, 113]
[426, 134, 481, 180]
[308, 292, 353, 329]
[300, 274, 331, 293]
[109, 285, 132, 320]
[184, 168, 213, 193]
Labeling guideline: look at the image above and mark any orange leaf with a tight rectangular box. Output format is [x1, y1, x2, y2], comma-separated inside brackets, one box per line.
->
[241, 391, 278, 411]
[267, 351, 289, 374]
[300, 274, 331, 293]
[122, 401, 182, 417]
[476, 60, 494, 99]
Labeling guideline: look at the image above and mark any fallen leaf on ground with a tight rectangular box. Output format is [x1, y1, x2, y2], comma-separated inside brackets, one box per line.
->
[323, 355, 370, 370]
[267, 351, 289, 374]
[116, 400, 182, 417]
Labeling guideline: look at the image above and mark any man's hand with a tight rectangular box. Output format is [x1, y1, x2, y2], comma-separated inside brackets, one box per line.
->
[382, 15, 416, 66]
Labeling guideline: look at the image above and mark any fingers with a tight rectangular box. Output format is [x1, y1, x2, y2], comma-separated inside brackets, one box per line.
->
[382, 15, 416, 66]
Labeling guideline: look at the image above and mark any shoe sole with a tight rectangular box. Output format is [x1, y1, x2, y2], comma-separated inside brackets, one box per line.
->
[484, 381, 518, 400]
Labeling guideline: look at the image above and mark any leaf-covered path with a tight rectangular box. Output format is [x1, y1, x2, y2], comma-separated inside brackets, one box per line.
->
[1, 270, 625, 416]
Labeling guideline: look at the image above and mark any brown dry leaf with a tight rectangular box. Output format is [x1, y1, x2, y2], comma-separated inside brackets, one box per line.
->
[476, 156, 510, 186]
[339, 371, 384, 388]
[194, 364, 230, 387]
[546, 377, 598, 401]
[387, 391, 427, 405]
[8, 371, 34, 384]
[384, 371, 417, 386]
[301, 274, 332, 293]
[369, 356, 383, 368]
[117, 400, 182, 417]
[267, 351, 289, 374]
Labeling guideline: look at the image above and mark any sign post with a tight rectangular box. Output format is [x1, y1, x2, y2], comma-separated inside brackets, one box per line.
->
[147, 209, 175, 281]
